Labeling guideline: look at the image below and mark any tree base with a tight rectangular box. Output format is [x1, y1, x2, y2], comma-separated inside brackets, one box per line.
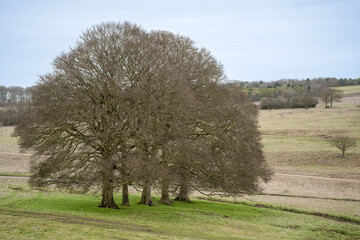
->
[137, 199, 155, 206]
[174, 196, 192, 203]
[159, 198, 174, 205]
[121, 201, 130, 206]
[98, 202, 120, 209]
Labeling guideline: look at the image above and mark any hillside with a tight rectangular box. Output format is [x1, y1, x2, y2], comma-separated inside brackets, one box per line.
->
[248, 85, 360, 218]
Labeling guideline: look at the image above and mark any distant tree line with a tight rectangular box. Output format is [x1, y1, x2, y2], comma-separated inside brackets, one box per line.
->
[0, 86, 34, 126]
[226, 77, 357, 109]
[232, 77, 360, 91]
[0, 86, 33, 106]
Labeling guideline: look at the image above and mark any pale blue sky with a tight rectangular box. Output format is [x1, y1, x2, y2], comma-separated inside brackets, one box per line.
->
[0, 0, 359, 87]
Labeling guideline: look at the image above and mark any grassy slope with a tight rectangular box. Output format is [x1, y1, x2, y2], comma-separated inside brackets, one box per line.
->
[0, 180, 359, 240]
[259, 85, 360, 177]
[248, 85, 360, 218]
[0, 126, 29, 176]
[341, 85, 360, 95]
[0, 126, 19, 152]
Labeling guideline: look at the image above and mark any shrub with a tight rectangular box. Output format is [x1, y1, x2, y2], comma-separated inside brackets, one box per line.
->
[331, 136, 357, 158]
[289, 94, 318, 109]
[260, 94, 318, 109]
[260, 97, 287, 109]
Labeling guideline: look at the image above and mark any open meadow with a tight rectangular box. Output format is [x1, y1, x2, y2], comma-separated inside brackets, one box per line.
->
[244, 85, 360, 219]
[0, 85, 359, 239]
[0, 177, 359, 240]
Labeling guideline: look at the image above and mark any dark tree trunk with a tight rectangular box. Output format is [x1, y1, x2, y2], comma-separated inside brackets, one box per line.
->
[98, 157, 119, 209]
[174, 177, 191, 203]
[98, 177, 119, 209]
[121, 183, 130, 206]
[138, 181, 154, 206]
[159, 179, 172, 205]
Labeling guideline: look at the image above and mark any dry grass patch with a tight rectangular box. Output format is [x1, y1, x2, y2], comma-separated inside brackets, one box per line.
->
[259, 106, 360, 139]
[265, 152, 360, 167]
[259, 93, 360, 180]
[239, 172, 360, 218]
[0, 178, 29, 198]
[241, 195, 360, 219]
[259, 175, 360, 199]
[339, 85, 360, 95]
[0, 154, 31, 175]
[264, 151, 360, 179]
[0, 126, 19, 153]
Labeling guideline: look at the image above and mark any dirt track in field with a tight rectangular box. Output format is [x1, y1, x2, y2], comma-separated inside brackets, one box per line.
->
[274, 173, 360, 183]
[2, 170, 360, 183]
[198, 198, 360, 226]
[0, 208, 159, 234]
[0, 151, 32, 156]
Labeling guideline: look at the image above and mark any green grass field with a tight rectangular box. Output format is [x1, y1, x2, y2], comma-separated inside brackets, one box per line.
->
[0, 179, 359, 240]
[0, 85, 359, 239]
[340, 85, 360, 95]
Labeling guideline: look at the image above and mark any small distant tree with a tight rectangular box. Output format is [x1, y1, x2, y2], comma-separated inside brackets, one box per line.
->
[331, 136, 357, 158]
[319, 86, 343, 108]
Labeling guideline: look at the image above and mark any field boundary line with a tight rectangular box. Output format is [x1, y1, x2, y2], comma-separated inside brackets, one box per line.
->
[0, 175, 30, 178]
[0, 152, 32, 156]
[0, 208, 159, 234]
[275, 173, 360, 183]
[198, 197, 360, 226]
[255, 193, 360, 202]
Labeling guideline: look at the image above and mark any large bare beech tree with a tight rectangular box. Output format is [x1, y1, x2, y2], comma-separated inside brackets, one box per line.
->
[15, 21, 271, 209]
[15, 22, 153, 209]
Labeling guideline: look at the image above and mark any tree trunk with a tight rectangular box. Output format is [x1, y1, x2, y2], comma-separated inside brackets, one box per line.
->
[121, 183, 130, 206]
[159, 179, 172, 205]
[98, 177, 119, 209]
[138, 181, 154, 206]
[174, 177, 191, 203]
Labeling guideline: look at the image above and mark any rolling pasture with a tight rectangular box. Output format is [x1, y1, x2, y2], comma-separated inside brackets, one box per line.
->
[0, 85, 359, 239]
[249, 85, 360, 217]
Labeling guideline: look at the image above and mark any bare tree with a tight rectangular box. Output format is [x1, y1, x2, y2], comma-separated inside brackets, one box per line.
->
[15, 21, 272, 209]
[15, 22, 151, 209]
[331, 136, 357, 158]
[319, 86, 343, 108]
[0, 86, 7, 104]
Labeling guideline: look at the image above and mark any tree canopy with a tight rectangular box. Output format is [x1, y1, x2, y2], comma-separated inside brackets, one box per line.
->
[15, 22, 271, 209]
